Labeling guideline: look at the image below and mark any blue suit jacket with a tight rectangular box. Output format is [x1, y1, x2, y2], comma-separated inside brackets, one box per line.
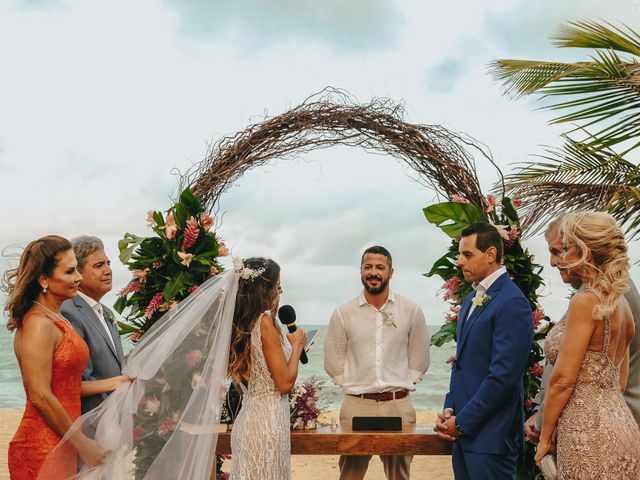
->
[444, 272, 533, 455]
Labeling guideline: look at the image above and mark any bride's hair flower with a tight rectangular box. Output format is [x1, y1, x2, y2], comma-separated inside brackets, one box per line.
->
[233, 257, 267, 281]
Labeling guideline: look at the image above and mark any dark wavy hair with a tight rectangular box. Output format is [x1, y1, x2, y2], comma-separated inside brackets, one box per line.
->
[228, 257, 281, 385]
[2, 235, 73, 331]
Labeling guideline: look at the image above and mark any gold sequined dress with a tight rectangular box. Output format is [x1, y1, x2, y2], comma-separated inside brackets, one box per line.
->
[545, 305, 640, 479]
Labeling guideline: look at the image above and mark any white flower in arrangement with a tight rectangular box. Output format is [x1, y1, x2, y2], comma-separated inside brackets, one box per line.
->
[233, 257, 267, 281]
[381, 310, 397, 328]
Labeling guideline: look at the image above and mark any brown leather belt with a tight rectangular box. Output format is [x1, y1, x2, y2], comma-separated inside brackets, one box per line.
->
[348, 389, 409, 402]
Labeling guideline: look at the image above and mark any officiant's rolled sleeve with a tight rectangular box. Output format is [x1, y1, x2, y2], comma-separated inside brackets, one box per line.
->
[408, 306, 430, 383]
[324, 308, 346, 385]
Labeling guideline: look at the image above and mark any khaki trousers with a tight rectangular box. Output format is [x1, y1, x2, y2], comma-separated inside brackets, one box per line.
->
[338, 394, 416, 480]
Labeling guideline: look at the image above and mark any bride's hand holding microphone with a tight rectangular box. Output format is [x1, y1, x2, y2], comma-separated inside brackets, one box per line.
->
[287, 328, 307, 359]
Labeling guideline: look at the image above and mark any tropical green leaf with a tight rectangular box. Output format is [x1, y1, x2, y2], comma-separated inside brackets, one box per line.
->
[425, 252, 457, 280]
[179, 188, 203, 216]
[423, 202, 487, 238]
[430, 321, 457, 347]
[118, 233, 144, 264]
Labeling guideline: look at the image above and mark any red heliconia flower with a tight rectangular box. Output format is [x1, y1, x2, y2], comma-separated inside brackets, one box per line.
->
[185, 349, 203, 366]
[528, 364, 544, 377]
[441, 276, 461, 302]
[118, 281, 142, 297]
[144, 292, 164, 319]
[157, 419, 176, 436]
[532, 308, 545, 329]
[133, 426, 146, 441]
[130, 330, 145, 343]
[182, 217, 200, 251]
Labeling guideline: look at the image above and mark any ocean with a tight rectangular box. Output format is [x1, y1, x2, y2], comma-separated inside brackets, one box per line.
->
[0, 324, 454, 411]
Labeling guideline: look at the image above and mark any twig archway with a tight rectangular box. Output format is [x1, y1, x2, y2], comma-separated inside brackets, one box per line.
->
[186, 89, 498, 210]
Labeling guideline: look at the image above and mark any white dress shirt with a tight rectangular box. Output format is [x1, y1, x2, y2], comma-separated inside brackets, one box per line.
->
[324, 289, 430, 395]
[77, 291, 116, 350]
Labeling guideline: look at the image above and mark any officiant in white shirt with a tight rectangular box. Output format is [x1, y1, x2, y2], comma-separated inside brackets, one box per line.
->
[62, 236, 125, 413]
[325, 246, 430, 480]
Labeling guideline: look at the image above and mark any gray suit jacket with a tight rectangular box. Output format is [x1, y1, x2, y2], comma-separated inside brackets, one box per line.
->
[536, 281, 640, 427]
[62, 295, 125, 414]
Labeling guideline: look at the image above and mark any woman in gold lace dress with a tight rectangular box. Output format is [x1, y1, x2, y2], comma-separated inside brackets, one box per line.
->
[535, 212, 640, 479]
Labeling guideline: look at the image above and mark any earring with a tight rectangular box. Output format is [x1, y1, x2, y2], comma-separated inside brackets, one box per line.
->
[42, 285, 48, 294]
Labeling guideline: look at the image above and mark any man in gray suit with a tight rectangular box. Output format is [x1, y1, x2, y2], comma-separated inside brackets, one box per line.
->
[62, 236, 125, 413]
[524, 216, 640, 442]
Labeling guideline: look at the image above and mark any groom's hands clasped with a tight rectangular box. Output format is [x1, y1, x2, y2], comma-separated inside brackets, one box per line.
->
[434, 408, 459, 442]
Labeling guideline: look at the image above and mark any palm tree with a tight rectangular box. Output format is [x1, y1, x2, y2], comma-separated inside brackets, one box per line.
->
[490, 20, 640, 236]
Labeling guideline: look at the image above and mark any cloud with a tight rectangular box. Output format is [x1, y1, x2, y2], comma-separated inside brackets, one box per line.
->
[166, 0, 404, 53]
[424, 57, 468, 94]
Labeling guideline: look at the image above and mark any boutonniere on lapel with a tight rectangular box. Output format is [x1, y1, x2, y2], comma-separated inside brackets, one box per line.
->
[471, 292, 491, 308]
[104, 310, 117, 326]
[381, 310, 397, 328]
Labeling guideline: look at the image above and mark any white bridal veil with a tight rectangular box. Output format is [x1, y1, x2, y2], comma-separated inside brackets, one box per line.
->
[39, 270, 239, 480]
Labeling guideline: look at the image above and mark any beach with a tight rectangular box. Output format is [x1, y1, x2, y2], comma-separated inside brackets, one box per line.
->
[0, 408, 453, 479]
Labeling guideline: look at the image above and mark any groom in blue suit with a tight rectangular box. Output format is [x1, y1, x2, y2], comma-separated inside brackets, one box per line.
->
[435, 223, 533, 479]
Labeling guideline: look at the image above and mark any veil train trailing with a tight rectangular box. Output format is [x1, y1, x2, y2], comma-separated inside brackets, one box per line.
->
[38, 270, 239, 479]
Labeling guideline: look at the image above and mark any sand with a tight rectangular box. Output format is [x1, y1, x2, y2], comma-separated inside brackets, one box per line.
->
[0, 409, 453, 479]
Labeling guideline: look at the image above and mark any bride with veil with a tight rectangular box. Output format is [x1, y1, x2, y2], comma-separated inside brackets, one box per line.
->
[38, 256, 306, 480]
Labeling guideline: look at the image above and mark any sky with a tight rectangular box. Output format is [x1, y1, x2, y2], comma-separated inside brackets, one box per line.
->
[2, 0, 640, 329]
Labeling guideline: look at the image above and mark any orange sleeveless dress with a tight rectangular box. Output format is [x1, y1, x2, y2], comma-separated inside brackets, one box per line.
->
[8, 313, 89, 480]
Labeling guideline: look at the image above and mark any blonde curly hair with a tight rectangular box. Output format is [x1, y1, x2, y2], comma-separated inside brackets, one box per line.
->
[560, 212, 629, 320]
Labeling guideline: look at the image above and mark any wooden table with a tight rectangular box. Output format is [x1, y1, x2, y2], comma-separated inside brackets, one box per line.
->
[215, 424, 452, 456]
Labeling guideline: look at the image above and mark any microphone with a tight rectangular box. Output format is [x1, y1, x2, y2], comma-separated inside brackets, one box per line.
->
[277, 305, 308, 364]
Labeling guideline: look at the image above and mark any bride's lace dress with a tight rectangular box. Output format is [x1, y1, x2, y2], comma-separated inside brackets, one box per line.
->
[231, 313, 292, 480]
[545, 293, 640, 479]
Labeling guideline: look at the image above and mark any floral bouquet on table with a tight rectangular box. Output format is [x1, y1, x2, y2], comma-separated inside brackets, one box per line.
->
[290, 377, 328, 430]
[113, 187, 229, 479]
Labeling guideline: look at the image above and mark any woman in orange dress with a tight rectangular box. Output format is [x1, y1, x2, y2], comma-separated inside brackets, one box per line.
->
[4, 235, 131, 479]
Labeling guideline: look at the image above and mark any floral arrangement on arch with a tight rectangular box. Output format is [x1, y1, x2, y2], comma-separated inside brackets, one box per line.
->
[290, 377, 328, 430]
[114, 187, 229, 340]
[112, 187, 229, 479]
[424, 194, 550, 477]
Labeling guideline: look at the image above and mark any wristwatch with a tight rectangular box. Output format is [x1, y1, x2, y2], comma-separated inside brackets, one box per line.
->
[455, 420, 465, 436]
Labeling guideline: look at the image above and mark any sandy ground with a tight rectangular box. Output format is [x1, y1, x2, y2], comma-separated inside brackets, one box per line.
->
[1, 409, 453, 479]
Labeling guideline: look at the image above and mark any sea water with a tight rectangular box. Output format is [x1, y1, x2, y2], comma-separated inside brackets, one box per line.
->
[0, 324, 455, 411]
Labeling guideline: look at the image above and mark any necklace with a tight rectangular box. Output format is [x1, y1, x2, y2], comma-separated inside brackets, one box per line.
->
[33, 301, 71, 326]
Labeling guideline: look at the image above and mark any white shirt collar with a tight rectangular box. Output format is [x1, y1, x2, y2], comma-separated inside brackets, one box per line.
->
[77, 291, 102, 314]
[358, 289, 396, 308]
[473, 266, 507, 293]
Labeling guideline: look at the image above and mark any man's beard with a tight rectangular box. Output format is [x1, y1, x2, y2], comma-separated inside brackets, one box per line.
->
[361, 276, 389, 295]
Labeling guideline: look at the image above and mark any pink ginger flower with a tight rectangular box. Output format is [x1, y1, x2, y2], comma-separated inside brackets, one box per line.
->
[210, 266, 219, 276]
[441, 276, 461, 302]
[130, 330, 144, 343]
[485, 194, 499, 213]
[182, 217, 200, 251]
[532, 308, 545, 329]
[217, 241, 230, 257]
[446, 354, 457, 365]
[165, 214, 177, 240]
[200, 212, 214, 231]
[152, 261, 164, 269]
[144, 292, 164, 318]
[528, 364, 544, 377]
[451, 194, 470, 204]
[505, 226, 520, 247]
[185, 349, 203, 366]
[118, 281, 141, 297]
[157, 419, 176, 436]
[511, 196, 523, 208]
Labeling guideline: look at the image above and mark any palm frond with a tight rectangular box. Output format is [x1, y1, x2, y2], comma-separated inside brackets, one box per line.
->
[553, 20, 640, 56]
[491, 28, 640, 153]
[501, 139, 640, 237]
